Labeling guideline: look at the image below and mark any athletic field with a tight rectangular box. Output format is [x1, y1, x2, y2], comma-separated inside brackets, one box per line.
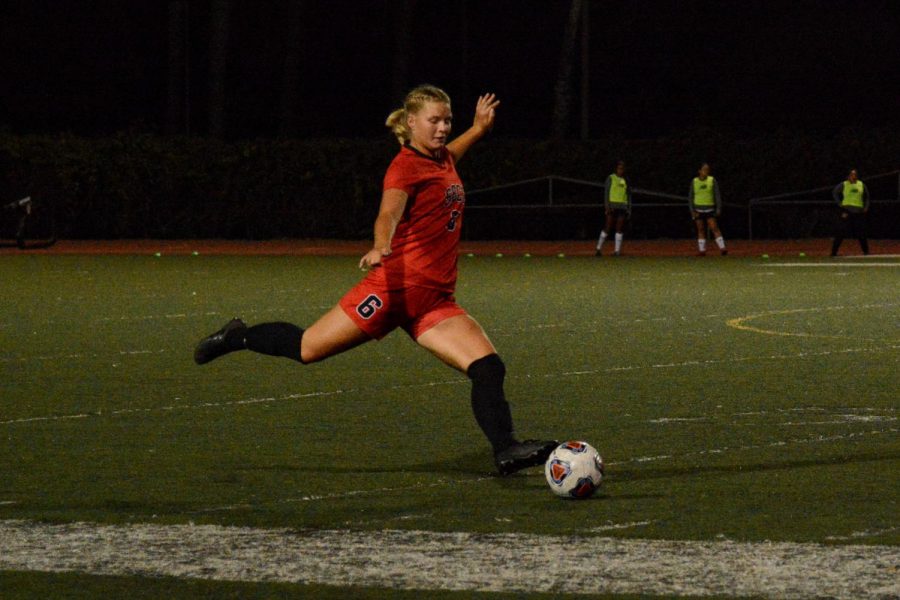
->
[1, 241, 898, 599]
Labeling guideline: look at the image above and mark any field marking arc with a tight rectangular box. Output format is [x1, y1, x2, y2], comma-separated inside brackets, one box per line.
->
[726, 302, 899, 341]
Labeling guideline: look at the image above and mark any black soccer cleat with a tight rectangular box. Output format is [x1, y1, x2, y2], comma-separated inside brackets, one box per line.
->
[494, 439, 559, 476]
[194, 318, 247, 365]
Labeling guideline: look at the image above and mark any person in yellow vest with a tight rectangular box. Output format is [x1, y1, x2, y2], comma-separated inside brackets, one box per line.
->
[688, 163, 727, 256]
[595, 160, 632, 256]
[830, 168, 870, 256]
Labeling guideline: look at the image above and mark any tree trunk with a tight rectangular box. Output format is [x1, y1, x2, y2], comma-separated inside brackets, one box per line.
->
[580, 0, 590, 140]
[208, 0, 231, 138]
[165, 0, 187, 135]
[460, 0, 470, 102]
[551, 0, 583, 139]
[391, 0, 417, 103]
[279, 1, 305, 138]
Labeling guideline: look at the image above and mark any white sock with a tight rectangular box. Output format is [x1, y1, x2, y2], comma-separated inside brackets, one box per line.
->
[596, 230, 608, 250]
[698, 239, 707, 252]
[716, 236, 726, 249]
[614, 233, 623, 253]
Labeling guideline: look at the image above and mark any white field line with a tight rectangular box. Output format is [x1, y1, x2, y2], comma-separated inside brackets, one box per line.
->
[0, 313, 717, 362]
[0, 305, 335, 331]
[826, 526, 900, 541]
[556, 343, 899, 378]
[195, 476, 494, 514]
[611, 427, 898, 467]
[3, 345, 898, 427]
[589, 520, 654, 533]
[0, 388, 364, 426]
[169, 424, 897, 513]
[0, 520, 897, 598]
[760, 262, 900, 267]
[2, 302, 894, 363]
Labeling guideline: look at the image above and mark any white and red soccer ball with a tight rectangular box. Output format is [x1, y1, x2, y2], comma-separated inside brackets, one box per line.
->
[544, 441, 604, 499]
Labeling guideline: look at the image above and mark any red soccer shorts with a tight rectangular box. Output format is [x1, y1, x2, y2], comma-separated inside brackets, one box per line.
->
[338, 274, 467, 340]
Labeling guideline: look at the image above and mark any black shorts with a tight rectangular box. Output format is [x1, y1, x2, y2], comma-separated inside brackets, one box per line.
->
[693, 209, 716, 221]
[606, 207, 629, 218]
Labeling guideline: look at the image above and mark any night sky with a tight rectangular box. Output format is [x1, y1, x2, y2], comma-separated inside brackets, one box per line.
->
[2, 0, 898, 139]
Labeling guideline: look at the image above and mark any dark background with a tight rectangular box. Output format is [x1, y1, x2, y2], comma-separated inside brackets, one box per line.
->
[2, 0, 898, 140]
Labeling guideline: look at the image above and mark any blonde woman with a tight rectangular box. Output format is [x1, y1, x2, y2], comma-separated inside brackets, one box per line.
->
[194, 85, 556, 475]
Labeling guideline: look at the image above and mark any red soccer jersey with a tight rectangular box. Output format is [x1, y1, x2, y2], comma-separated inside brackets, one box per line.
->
[379, 144, 465, 292]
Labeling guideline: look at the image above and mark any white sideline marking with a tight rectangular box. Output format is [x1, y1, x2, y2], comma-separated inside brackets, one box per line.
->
[609, 427, 898, 467]
[759, 262, 900, 267]
[0, 520, 896, 598]
[196, 476, 494, 514]
[182, 425, 898, 512]
[826, 527, 900, 541]
[589, 520, 654, 533]
[3, 346, 898, 427]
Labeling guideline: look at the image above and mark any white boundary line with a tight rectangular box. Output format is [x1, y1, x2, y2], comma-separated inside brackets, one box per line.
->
[0, 520, 897, 598]
[3, 344, 898, 427]
[758, 262, 900, 267]
[184, 424, 898, 513]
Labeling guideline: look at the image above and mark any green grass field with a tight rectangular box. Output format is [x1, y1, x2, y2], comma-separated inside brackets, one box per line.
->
[1, 252, 898, 598]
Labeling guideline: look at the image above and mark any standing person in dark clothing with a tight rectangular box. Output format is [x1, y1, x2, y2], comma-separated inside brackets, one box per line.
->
[194, 85, 557, 476]
[595, 160, 632, 257]
[688, 163, 727, 256]
[830, 168, 870, 256]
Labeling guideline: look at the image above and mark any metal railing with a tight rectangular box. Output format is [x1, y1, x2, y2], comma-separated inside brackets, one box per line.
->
[464, 172, 899, 239]
[746, 170, 900, 239]
[465, 175, 688, 210]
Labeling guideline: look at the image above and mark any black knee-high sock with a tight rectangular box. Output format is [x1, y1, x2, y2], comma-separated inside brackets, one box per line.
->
[467, 354, 515, 452]
[241, 322, 304, 363]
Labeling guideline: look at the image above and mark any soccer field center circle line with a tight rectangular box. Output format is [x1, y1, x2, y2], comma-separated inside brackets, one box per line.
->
[0, 520, 898, 598]
[726, 302, 899, 341]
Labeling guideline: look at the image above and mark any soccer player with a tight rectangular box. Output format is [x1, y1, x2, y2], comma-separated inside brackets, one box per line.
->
[830, 168, 870, 256]
[689, 163, 727, 256]
[595, 160, 631, 257]
[194, 85, 557, 476]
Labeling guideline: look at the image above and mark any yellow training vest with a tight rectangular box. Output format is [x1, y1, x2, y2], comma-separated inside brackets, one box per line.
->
[692, 176, 715, 207]
[608, 174, 628, 205]
[841, 180, 864, 208]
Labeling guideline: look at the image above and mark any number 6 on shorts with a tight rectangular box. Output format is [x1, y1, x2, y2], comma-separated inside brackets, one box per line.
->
[356, 294, 383, 319]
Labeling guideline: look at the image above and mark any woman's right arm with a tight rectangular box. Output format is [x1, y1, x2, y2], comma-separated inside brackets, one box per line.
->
[359, 188, 408, 270]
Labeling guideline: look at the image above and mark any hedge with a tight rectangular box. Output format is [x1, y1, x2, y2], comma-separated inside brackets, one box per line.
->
[1, 128, 898, 240]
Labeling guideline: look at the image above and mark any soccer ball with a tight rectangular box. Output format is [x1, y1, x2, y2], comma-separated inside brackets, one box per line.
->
[544, 441, 604, 499]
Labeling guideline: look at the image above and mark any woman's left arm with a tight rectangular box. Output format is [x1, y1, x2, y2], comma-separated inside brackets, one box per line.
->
[447, 93, 500, 163]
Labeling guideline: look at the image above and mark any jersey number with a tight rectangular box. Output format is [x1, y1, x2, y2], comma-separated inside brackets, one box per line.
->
[356, 294, 383, 319]
[447, 209, 461, 232]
